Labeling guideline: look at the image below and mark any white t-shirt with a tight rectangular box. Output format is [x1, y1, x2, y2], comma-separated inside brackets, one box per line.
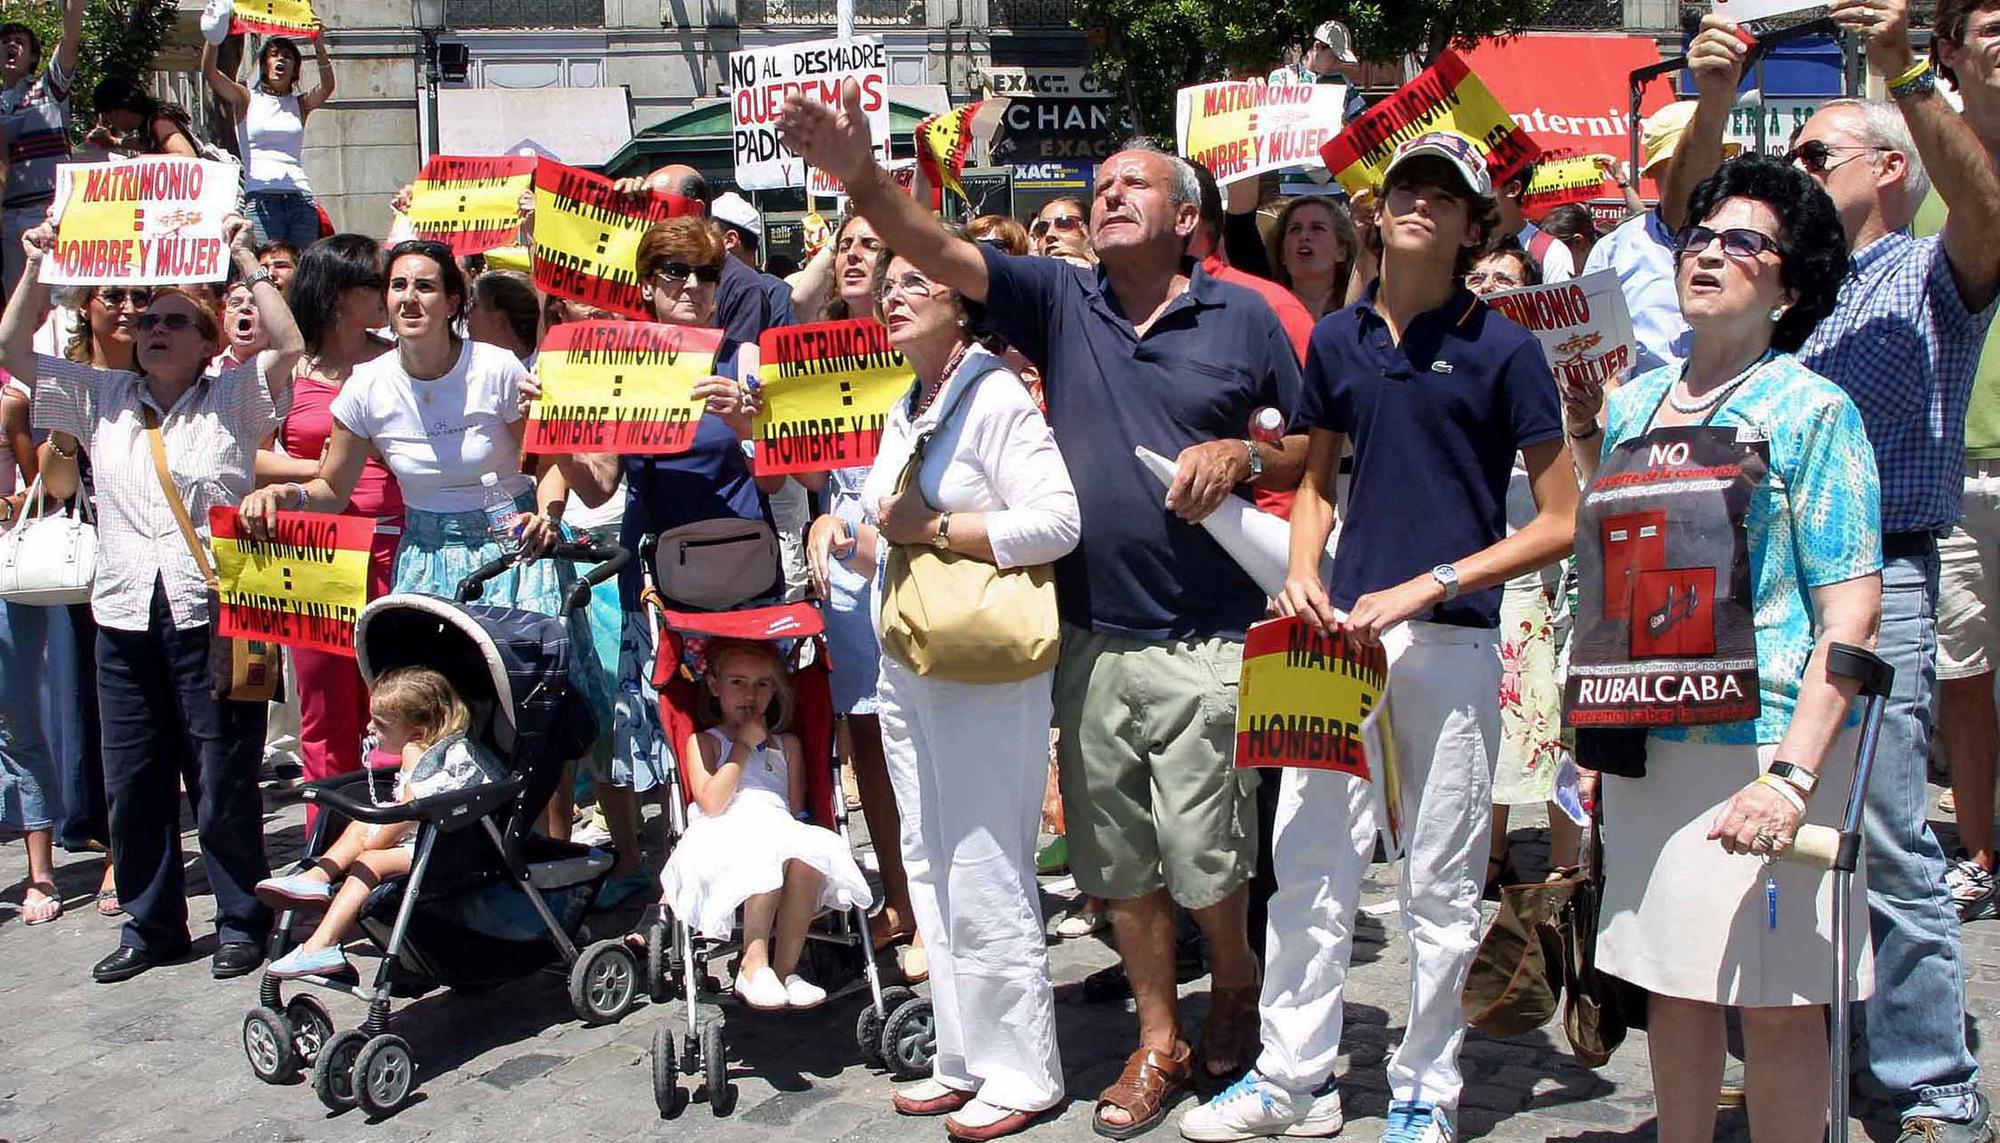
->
[331, 339, 528, 513]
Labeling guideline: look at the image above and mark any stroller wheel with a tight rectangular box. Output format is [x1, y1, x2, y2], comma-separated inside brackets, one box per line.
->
[353, 1033, 416, 1117]
[570, 938, 640, 1025]
[284, 996, 335, 1066]
[880, 996, 936, 1080]
[242, 1007, 300, 1084]
[645, 919, 671, 1004]
[702, 1019, 733, 1115]
[855, 1002, 886, 1063]
[311, 1029, 369, 1112]
[652, 1024, 687, 1118]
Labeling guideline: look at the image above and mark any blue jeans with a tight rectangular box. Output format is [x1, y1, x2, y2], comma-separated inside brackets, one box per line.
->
[1855, 552, 1981, 1121]
[0, 599, 60, 831]
[244, 190, 320, 249]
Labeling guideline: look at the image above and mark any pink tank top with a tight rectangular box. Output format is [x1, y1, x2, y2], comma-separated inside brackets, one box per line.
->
[283, 376, 406, 520]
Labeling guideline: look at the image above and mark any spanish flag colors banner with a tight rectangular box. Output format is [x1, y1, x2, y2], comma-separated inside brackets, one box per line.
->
[753, 319, 914, 475]
[407, 155, 537, 257]
[1522, 154, 1611, 217]
[1234, 615, 1388, 776]
[208, 508, 375, 657]
[532, 160, 703, 320]
[230, 0, 319, 38]
[914, 99, 1010, 200]
[524, 321, 723, 455]
[1318, 50, 1541, 196]
[1175, 81, 1349, 186]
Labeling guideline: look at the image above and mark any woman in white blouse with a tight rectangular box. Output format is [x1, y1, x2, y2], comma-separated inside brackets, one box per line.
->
[200, 30, 334, 249]
[808, 251, 1079, 1141]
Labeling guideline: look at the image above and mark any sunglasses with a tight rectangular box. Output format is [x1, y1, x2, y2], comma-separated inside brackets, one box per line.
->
[874, 272, 936, 303]
[1030, 215, 1085, 237]
[1464, 270, 1523, 291]
[1675, 225, 1786, 262]
[1783, 139, 1888, 176]
[135, 312, 200, 333]
[96, 287, 153, 308]
[653, 262, 722, 286]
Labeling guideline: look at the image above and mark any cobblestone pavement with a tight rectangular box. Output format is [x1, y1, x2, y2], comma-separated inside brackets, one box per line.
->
[2, 790, 1996, 1143]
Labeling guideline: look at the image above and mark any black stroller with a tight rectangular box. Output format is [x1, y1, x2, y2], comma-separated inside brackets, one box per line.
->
[238, 543, 642, 1117]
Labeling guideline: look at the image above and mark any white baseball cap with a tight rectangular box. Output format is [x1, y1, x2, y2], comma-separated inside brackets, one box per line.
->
[711, 191, 761, 238]
[1383, 131, 1495, 199]
[1313, 20, 1359, 65]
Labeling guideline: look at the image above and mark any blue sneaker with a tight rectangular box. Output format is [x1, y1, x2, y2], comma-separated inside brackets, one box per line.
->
[1179, 1070, 1334, 1141]
[1381, 1100, 1452, 1143]
[267, 945, 352, 980]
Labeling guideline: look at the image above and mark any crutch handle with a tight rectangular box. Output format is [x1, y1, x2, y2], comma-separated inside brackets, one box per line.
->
[1826, 642, 1894, 698]
[1784, 824, 1841, 869]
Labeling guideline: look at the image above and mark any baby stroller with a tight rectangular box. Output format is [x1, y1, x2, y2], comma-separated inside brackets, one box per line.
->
[634, 592, 936, 1117]
[237, 542, 643, 1118]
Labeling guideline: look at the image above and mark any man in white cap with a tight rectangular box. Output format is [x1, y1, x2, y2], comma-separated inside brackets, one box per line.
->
[712, 189, 797, 327]
[1178, 129, 1576, 1143]
[1267, 20, 1369, 124]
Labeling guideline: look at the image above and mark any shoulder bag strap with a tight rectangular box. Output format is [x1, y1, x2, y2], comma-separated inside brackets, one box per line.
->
[140, 404, 218, 589]
[901, 355, 1000, 492]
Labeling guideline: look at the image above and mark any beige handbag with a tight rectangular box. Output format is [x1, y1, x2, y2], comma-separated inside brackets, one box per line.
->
[877, 364, 1060, 685]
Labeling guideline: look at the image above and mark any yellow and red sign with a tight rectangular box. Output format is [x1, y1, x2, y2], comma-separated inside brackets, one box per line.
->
[532, 160, 703, 320]
[752, 319, 913, 475]
[1175, 81, 1348, 185]
[208, 508, 374, 657]
[1318, 50, 1541, 196]
[43, 158, 238, 287]
[1523, 154, 1611, 218]
[408, 155, 537, 257]
[915, 99, 1010, 200]
[1235, 615, 1389, 774]
[231, 0, 319, 37]
[525, 321, 723, 455]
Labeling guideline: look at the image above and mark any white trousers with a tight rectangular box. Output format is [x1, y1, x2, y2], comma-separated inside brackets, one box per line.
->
[1255, 622, 1501, 1111]
[877, 656, 1064, 1111]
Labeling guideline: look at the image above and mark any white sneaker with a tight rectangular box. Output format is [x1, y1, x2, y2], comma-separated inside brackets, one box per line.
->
[734, 966, 788, 1009]
[1179, 1071, 1343, 1141]
[255, 872, 333, 908]
[783, 974, 826, 1009]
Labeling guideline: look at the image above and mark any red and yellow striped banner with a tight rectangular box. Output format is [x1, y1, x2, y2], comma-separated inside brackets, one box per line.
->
[208, 508, 374, 657]
[532, 160, 704, 320]
[915, 98, 1009, 200]
[752, 319, 913, 475]
[525, 321, 722, 455]
[1318, 50, 1541, 196]
[408, 155, 538, 257]
[230, 0, 320, 38]
[1234, 615, 1388, 774]
[1523, 154, 1611, 218]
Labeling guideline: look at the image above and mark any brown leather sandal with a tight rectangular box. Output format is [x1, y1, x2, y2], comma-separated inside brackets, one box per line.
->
[1093, 1041, 1193, 1140]
[1199, 982, 1260, 1078]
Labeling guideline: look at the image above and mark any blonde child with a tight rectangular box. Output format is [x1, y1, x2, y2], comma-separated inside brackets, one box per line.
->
[258, 666, 507, 978]
[660, 639, 871, 1010]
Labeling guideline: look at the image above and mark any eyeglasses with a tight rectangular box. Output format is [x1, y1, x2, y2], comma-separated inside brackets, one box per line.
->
[1784, 139, 1889, 176]
[96, 288, 153, 309]
[135, 312, 200, 333]
[874, 273, 936, 302]
[1675, 225, 1787, 262]
[1030, 215, 1085, 238]
[1464, 270, 1523, 291]
[652, 262, 722, 287]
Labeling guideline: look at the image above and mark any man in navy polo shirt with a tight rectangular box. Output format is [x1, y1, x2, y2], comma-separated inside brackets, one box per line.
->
[1190, 132, 1576, 1143]
[778, 87, 1306, 1134]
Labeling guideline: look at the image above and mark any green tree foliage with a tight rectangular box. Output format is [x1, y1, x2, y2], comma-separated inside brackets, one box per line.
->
[1077, 0, 1553, 136]
[0, 0, 177, 138]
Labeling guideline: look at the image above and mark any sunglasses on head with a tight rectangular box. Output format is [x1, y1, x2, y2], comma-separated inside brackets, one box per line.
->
[1675, 225, 1786, 262]
[1783, 139, 1888, 176]
[135, 312, 200, 333]
[96, 287, 153, 308]
[1030, 215, 1085, 237]
[653, 261, 722, 286]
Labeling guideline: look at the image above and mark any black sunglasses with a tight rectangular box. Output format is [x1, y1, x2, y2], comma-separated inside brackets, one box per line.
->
[1783, 139, 1888, 176]
[653, 261, 722, 286]
[135, 312, 199, 333]
[96, 287, 153, 308]
[1030, 215, 1085, 237]
[1675, 225, 1786, 262]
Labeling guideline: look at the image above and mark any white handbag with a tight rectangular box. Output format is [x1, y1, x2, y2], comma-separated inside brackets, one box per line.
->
[0, 477, 97, 606]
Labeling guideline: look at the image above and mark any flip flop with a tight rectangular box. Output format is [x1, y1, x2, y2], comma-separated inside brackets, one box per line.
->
[22, 886, 62, 926]
[94, 889, 123, 918]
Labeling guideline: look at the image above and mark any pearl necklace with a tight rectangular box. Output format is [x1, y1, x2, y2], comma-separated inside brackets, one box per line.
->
[1667, 351, 1774, 416]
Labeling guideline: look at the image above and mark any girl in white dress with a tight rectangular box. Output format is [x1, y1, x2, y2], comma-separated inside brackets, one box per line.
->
[659, 639, 872, 1010]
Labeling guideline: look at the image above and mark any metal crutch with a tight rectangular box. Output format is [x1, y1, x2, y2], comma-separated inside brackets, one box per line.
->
[1784, 641, 1895, 1143]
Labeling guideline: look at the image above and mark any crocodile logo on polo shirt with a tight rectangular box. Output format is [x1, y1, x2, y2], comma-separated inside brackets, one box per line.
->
[1431, 360, 1454, 374]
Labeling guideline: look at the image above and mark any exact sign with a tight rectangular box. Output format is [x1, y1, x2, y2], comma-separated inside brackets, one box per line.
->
[983, 67, 1108, 98]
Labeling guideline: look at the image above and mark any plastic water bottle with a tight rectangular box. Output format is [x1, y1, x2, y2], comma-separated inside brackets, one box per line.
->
[480, 471, 531, 554]
[1249, 406, 1286, 444]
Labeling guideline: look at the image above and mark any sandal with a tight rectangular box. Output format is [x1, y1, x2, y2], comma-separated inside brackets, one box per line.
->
[22, 884, 62, 926]
[896, 942, 929, 985]
[1199, 982, 1260, 1078]
[94, 889, 122, 918]
[1093, 1041, 1193, 1139]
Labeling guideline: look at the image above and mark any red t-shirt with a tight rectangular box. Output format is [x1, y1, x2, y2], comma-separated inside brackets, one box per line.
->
[1204, 255, 1311, 519]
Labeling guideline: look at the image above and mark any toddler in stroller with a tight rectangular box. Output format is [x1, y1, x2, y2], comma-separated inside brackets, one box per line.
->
[659, 637, 872, 1010]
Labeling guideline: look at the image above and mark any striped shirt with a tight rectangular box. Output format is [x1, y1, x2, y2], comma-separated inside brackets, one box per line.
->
[0, 56, 72, 209]
[29, 354, 288, 632]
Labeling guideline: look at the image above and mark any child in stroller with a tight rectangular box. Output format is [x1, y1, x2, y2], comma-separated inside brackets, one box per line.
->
[659, 637, 872, 1010]
[256, 665, 508, 979]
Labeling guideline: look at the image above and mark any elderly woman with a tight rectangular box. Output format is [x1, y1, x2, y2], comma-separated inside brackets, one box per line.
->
[1265, 194, 1357, 321]
[807, 246, 1079, 1141]
[4, 215, 303, 982]
[1564, 155, 1879, 1143]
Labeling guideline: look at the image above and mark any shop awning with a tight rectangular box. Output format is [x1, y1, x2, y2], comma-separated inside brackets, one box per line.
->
[1463, 34, 1677, 158]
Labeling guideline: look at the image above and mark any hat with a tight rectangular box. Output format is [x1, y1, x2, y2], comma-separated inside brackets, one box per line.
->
[711, 191, 761, 238]
[1312, 20, 1359, 66]
[1640, 100, 1741, 177]
[1383, 131, 1494, 199]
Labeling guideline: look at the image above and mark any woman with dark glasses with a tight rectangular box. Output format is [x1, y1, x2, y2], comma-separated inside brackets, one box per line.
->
[1561, 154, 1881, 1143]
[3, 213, 304, 983]
[1028, 197, 1093, 266]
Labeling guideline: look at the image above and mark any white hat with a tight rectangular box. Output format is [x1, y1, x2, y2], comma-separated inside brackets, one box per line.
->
[1383, 131, 1495, 199]
[711, 191, 761, 238]
[1313, 20, 1359, 66]
[200, 0, 235, 46]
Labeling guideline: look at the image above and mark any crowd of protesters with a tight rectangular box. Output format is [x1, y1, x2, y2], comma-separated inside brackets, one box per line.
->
[5, 0, 2000, 1141]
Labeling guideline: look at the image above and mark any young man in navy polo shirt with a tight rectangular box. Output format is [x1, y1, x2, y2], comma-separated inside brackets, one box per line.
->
[778, 86, 1309, 1136]
[1181, 133, 1577, 1143]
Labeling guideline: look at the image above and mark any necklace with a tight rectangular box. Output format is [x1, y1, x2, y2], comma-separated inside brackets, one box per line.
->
[910, 342, 972, 418]
[1667, 350, 1773, 416]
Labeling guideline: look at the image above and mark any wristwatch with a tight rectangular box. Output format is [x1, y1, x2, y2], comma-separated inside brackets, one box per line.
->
[1243, 439, 1265, 481]
[241, 268, 276, 291]
[1766, 760, 1820, 797]
[1430, 563, 1461, 601]
[931, 512, 952, 550]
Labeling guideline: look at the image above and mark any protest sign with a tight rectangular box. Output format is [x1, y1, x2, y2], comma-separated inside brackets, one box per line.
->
[231, 0, 318, 37]
[1174, 81, 1348, 185]
[915, 99, 1010, 199]
[531, 160, 702, 320]
[1710, 0, 1828, 28]
[1483, 269, 1639, 400]
[1318, 50, 1541, 195]
[807, 157, 916, 202]
[43, 158, 239, 287]
[524, 321, 723, 455]
[1522, 154, 1610, 217]
[208, 508, 374, 657]
[1235, 615, 1389, 777]
[407, 155, 537, 256]
[752, 319, 912, 475]
[730, 37, 889, 191]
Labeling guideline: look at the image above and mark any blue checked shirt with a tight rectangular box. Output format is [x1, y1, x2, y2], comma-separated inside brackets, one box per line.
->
[1798, 230, 1994, 535]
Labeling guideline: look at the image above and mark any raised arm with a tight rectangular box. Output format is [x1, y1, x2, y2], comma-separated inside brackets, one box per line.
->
[200, 40, 251, 115]
[53, 0, 83, 82]
[0, 223, 54, 388]
[300, 22, 337, 116]
[228, 217, 303, 401]
[1667, 15, 1750, 231]
[777, 81, 991, 303]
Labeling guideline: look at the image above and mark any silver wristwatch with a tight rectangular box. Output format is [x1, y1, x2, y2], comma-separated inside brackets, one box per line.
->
[1430, 563, 1461, 601]
[1243, 439, 1265, 481]
[1766, 760, 1819, 797]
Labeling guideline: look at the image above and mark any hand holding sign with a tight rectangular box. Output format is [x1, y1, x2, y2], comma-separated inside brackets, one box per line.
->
[1831, 0, 1916, 77]
[777, 79, 877, 190]
[1689, 15, 1753, 99]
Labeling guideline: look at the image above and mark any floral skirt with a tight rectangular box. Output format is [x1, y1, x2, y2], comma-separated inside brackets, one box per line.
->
[1492, 576, 1569, 807]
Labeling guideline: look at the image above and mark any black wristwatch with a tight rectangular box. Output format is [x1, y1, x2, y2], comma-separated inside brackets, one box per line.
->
[1766, 760, 1820, 797]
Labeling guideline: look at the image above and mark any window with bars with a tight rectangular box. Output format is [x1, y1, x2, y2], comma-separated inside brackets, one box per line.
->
[445, 0, 606, 27]
[1530, 0, 1624, 28]
[737, 0, 923, 24]
[989, 0, 1077, 27]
